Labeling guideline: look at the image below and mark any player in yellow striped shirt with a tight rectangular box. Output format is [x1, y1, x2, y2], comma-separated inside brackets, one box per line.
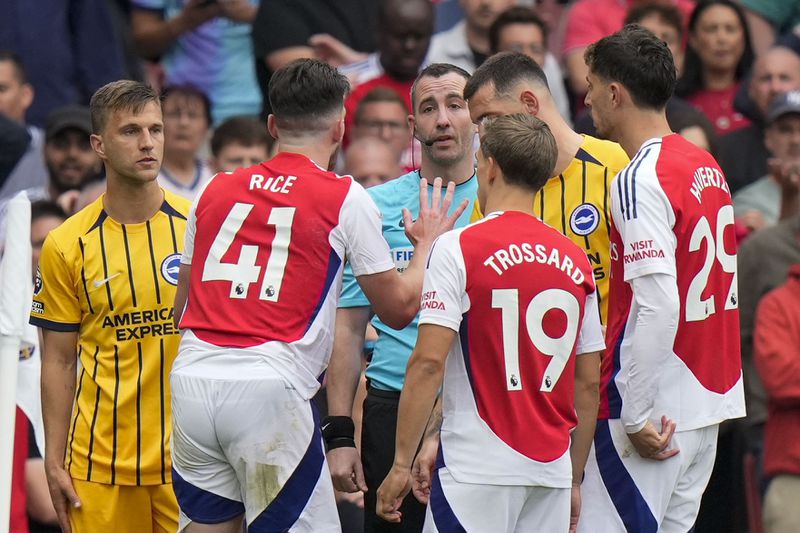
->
[464, 52, 629, 324]
[32, 81, 190, 533]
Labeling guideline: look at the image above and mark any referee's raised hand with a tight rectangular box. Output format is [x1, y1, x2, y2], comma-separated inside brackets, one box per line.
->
[403, 177, 469, 248]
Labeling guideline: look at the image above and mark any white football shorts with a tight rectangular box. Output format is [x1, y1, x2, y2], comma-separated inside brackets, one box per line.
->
[170, 362, 339, 532]
[577, 419, 718, 533]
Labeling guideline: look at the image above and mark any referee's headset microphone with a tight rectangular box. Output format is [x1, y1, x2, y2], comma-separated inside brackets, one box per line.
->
[413, 127, 436, 147]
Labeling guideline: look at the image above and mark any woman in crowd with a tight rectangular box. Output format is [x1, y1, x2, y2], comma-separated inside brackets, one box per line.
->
[676, 0, 754, 135]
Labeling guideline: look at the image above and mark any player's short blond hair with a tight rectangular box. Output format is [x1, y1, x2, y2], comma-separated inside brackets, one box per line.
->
[90, 80, 161, 134]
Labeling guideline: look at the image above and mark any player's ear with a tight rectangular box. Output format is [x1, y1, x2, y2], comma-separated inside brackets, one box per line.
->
[519, 90, 540, 116]
[332, 115, 345, 144]
[487, 156, 499, 187]
[609, 82, 623, 109]
[90, 134, 106, 161]
[408, 114, 416, 132]
[266, 115, 279, 140]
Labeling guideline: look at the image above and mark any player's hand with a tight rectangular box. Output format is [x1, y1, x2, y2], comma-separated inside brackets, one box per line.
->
[309, 34, 367, 67]
[404, 177, 469, 247]
[627, 416, 679, 461]
[217, 0, 258, 23]
[44, 462, 81, 533]
[411, 433, 439, 504]
[176, 0, 222, 32]
[326, 447, 367, 493]
[376, 464, 412, 523]
[569, 482, 581, 533]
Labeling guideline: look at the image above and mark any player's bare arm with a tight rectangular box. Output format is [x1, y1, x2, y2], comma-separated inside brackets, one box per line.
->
[325, 306, 371, 493]
[411, 395, 442, 504]
[40, 329, 82, 533]
[173, 263, 191, 328]
[570, 350, 601, 532]
[376, 324, 456, 523]
[357, 178, 468, 329]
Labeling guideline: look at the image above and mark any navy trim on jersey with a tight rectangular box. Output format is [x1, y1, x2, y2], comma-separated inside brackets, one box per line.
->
[607, 334, 624, 419]
[430, 469, 468, 533]
[29, 317, 80, 332]
[575, 147, 601, 166]
[627, 147, 653, 220]
[160, 199, 188, 220]
[249, 405, 325, 532]
[87, 211, 108, 234]
[595, 420, 658, 533]
[458, 314, 476, 397]
[172, 468, 245, 524]
[306, 249, 342, 333]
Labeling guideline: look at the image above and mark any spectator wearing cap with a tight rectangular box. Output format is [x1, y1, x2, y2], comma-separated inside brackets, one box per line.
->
[754, 262, 800, 533]
[718, 46, 800, 194]
[734, 90, 800, 232]
[25, 105, 101, 216]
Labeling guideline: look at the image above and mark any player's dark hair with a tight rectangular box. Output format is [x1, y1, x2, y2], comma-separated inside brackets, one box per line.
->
[30, 200, 67, 224]
[480, 113, 556, 193]
[210, 116, 270, 157]
[0, 50, 28, 84]
[585, 24, 676, 110]
[268, 59, 350, 132]
[676, 0, 753, 99]
[162, 85, 212, 126]
[90, 80, 161, 134]
[489, 7, 549, 55]
[354, 88, 409, 126]
[410, 63, 471, 111]
[625, 3, 684, 39]
[463, 52, 550, 102]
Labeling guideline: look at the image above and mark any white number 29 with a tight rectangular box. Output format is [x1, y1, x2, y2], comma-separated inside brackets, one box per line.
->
[201, 203, 295, 301]
[491, 288, 580, 393]
[685, 205, 737, 322]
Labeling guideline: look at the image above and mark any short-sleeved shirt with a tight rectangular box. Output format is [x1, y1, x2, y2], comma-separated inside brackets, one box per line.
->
[339, 171, 477, 392]
[602, 134, 746, 430]
[472, 135, 630, 325]
[132, 0, 262, 123]
[419, 212, 604, 487]
[176, 153, 394, 399]
[31, 191, 191, 485]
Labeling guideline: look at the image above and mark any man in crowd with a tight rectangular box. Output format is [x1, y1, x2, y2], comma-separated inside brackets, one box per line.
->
[209, 116, 271, 174]
[343, 137, 403, 189]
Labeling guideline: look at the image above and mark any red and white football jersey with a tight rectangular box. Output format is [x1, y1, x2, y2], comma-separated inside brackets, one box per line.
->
[176, 152, 394, 398]
[601, 134, 746, 430]
[420, 211, 604, 488]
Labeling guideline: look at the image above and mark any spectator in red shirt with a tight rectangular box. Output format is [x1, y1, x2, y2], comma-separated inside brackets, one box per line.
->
[676, 0, 755, 135]
[341, 0, 433, 147]
[754, 263, 800, 533]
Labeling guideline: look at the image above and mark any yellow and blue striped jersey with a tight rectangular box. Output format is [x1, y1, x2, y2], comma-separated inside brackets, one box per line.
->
[472, 135, 629, 323]
[31, 190, 191, 486]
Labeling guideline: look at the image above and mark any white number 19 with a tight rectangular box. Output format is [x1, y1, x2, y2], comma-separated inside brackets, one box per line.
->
[492, 288, 580, 393]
